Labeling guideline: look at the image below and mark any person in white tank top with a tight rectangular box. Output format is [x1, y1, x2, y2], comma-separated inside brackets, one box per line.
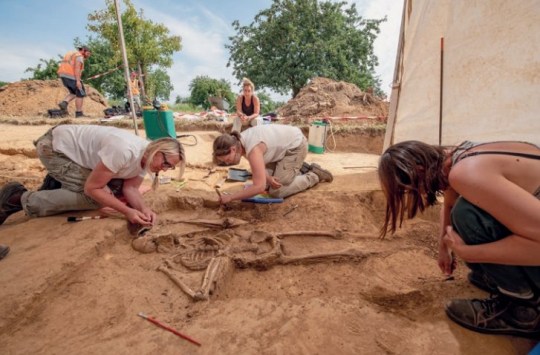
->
[212, 124, 333, 203]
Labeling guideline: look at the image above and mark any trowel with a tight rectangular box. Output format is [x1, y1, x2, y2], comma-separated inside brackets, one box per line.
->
[226, 168, 252, 182]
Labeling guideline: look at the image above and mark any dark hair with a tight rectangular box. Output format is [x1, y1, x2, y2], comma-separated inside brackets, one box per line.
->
[212, 131, 242, 164]
[78, 46, 90, 52]
[378, 140, 449, 238]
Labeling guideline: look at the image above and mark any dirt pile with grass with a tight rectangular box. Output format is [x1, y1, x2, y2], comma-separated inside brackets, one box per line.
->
[277, 77, 389, 123]
[0, 79, 108, 118]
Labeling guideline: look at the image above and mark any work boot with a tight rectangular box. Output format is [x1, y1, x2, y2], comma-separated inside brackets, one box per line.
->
[0, 181, 27, 225]
[310, 163, 333, 183]
[445, 294, 540, 338]
[75, 111, 89, 118]
[0, 244, 10, 260]
[300, 162, 312, 174]
[38, 174, 62, 191]
[468, 270, 499, 294]
[58, 101, 68, 112]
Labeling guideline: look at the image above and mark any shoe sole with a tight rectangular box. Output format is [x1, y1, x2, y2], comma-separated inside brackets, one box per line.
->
[0, 182, 26, 209]
[0, 245, 9, 260]
[445, 307, 540, 339]
[0, 182, 26, 225]
[311, 163, 333, 183]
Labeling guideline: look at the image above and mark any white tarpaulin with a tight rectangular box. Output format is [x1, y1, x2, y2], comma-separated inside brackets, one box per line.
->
[384, 0, 540, 150]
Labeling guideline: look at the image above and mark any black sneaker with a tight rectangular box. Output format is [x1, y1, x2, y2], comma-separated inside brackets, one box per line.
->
[38, 174, 62, 191]
[445, 294, 540, 338]
[75, 111, 89, 118]
[300, 162, 311, 174]
[58, 101, 68, 111]
[310, 163, 333, 183]
[468, 270, 499, 294]
[0, 182, 27, 225]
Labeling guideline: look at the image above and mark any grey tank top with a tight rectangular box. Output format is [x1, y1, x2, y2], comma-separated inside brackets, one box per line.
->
[452, 141, 540, 198]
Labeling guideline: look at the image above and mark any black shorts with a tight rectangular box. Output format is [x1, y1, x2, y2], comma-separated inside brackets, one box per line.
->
[61, 77, 86, 97]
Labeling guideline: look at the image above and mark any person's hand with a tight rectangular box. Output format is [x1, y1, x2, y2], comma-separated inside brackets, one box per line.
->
[141, 207, 157, 225]
[125, 208, 153, 226]
[219, 194, 233, 205]
[443, 226, 466, 259]
[267, 176, 282, 189]
[437, 243, 456, 276]
[76, 80, 82, 89]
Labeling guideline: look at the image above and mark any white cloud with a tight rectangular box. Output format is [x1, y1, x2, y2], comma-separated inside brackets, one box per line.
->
[140, 4, 239, 100]
[0, 41, 68, 82]
[349, 0, 403, 97]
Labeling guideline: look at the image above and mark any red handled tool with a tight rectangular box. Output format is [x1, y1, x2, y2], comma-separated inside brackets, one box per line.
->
[137, 312, 201, 346]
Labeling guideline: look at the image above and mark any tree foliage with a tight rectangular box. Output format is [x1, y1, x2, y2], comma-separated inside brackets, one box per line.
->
[145, 68, 173, 102]
[86, 0, 181, 100]
[189, 76, 236, 110]
[24, 58, 60, 80]
[226, 0, 384, 97]
[257, 91, 284, 114]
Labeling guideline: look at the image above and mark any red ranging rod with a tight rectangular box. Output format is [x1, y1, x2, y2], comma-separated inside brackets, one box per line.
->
[137, 312, 201, 346]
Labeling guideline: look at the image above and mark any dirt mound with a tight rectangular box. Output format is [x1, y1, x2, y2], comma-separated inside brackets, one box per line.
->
[0, 80, 108, 118]
[277, 77, 389, 123]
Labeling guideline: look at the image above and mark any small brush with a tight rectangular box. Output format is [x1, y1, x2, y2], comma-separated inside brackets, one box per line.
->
[67, 216, 108, 223]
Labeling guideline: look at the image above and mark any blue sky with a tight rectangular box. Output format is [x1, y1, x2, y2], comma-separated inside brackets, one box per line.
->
[0, 0, 401, 102]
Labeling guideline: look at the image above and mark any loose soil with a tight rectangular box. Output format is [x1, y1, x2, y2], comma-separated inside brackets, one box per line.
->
[0, 79, 108, 118]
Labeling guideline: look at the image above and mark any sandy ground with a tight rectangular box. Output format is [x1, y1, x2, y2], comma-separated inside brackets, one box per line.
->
[0, 122, 537, 354]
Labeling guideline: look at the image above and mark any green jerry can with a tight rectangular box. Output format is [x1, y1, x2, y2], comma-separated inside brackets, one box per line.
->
[143, 109, 176, 140]
[308, 120, 328, 154]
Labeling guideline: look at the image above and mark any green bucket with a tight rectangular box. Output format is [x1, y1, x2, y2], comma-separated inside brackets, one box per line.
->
[142, 110, 176, 140]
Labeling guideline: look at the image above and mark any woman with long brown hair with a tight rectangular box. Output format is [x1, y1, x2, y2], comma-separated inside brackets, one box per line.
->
[379, 140, 540, 338]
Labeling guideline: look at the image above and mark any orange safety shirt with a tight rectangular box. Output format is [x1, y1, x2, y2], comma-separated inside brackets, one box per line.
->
[130, 78, 140, 96]
[57, 51, 85, 80]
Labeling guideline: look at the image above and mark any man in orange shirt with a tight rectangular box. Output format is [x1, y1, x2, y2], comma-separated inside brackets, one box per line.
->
[57, 46, 92, 118]
[128, 71, 142, 112]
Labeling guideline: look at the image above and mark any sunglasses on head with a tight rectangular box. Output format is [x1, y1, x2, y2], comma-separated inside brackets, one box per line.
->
[161, 152, 175, 170]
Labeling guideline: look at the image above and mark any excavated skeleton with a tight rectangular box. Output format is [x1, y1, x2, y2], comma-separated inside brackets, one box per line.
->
[131, 217, 372, 301]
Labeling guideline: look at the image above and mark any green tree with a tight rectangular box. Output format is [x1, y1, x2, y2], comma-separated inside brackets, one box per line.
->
[257, 91, 283, 114]
[145, 68, 173, 101]
[25, 58, 60, 80]
[0, 81, 9, 88]
[87, 0, 181, 97]
[226, 0, 384, 97]
[189, 76, 236, 110]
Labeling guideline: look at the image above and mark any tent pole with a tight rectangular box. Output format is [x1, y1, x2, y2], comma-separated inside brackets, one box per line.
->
[438, 37, 444, 146]
[382, 0, 408, 152]
[114, 0, 138, 135]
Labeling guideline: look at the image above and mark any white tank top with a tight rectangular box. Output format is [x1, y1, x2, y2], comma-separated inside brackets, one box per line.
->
[240, 125, 304, 163]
